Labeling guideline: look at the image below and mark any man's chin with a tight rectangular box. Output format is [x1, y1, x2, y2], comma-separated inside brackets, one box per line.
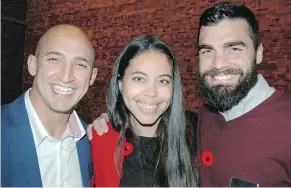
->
[201, 76, 258, 112]
[218, 86, 239, 96]
[204, 87, 236, 111]
[50, 105, 74, 114]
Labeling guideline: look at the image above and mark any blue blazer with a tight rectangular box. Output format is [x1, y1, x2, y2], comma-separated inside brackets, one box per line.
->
[1, 93, 93, 187]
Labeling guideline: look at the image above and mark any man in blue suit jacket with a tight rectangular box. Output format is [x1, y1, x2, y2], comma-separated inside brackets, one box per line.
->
[1, 24, 98, 187]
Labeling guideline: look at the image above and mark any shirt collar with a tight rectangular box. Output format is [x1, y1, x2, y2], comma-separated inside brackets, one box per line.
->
[68, 110, 86, 142]
[219, 74, 275, 121]
[24, 89, 86, 147]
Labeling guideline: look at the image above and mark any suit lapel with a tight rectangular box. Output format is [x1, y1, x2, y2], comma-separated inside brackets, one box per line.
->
[6, 94, 42, 186]
[77, 137, 90, 187]
[6, 94, 92, 187]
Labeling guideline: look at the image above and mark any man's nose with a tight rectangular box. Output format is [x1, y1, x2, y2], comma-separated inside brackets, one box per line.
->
[212, 52, 229, 70]
[58, 63, 75, 83]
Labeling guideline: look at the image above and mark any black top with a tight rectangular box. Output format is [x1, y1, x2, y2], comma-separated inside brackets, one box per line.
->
[120, 136, 167, 187]
[119, 110, 198, 187]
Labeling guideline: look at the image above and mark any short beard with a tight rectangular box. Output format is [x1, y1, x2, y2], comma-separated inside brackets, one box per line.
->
[198, 62, 258, 112]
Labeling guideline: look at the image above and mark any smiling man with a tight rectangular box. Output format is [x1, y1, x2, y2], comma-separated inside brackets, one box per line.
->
[197, 2, 291, 187]
[1, 24, 98, 187]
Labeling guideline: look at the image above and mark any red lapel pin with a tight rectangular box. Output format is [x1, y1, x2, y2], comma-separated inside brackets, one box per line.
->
[124, 142, 133, 156]
[201, 150, 214, 167]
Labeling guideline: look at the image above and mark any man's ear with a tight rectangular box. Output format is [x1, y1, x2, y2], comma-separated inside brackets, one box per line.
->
[118, 80, 123, 94]
[89, 68, 98, 86]
[255, 43, 263, 65]
[27, 55, 37, 76]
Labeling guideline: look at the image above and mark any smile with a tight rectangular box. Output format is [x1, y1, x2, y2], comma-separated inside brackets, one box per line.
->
[137, 102, 158, 111]
[52, 84, 74, 95]
[213, 74, 237, 80]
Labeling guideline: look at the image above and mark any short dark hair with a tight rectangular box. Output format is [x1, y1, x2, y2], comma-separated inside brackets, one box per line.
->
[197, 1, 260, 50]
[107, 35, 198, 186]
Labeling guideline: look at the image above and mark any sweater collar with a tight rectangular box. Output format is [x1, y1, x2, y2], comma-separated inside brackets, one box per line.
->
[219, 74, 275, 121]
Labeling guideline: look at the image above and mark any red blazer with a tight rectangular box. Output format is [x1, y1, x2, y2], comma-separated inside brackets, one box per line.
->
[90, 122, 133, 187]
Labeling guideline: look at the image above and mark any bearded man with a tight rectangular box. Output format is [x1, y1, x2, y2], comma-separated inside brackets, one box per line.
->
[196, 2, 291, 187]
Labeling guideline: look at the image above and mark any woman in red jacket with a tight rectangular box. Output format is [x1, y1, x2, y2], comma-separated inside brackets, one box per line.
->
[90, 36, 198, 187]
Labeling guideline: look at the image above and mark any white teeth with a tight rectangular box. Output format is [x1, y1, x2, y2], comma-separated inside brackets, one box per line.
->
[214, 75, 236, 80]
[137, 102, 157, 111]
[53, 85, 73, 95]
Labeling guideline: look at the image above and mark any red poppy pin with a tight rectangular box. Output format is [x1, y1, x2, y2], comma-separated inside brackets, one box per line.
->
[201, 150, 214, 167]
[89, 173, 95, 187]
[124, 142, 133, 156]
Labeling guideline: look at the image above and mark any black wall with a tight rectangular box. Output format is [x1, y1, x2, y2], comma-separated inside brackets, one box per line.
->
[1, 0, 27, 105]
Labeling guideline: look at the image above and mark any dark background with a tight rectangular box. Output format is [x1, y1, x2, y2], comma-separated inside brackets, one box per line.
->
[2, 0, 27, 105]
[2, 0, 291, 123]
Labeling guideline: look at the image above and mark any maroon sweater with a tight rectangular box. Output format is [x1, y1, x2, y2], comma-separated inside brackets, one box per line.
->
[197, 91, 291, 186]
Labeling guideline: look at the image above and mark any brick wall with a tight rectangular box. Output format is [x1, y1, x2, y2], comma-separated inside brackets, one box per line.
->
[24, 0, 291, 123]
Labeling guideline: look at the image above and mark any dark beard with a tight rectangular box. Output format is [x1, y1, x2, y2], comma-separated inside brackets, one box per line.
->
[198, 63, 258, 112]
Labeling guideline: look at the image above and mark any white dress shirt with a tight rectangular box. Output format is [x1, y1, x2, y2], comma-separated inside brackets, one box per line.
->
[24, 89, 86, 187]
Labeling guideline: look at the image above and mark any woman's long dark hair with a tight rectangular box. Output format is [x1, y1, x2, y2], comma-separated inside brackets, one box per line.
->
[107, 35, 198, 187]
